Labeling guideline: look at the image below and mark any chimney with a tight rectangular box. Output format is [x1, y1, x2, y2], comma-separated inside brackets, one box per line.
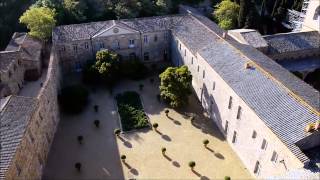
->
[222, 32, 227, 39]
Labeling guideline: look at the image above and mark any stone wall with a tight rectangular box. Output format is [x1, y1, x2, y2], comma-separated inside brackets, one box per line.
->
[171, 36, 304, 178]
[4, 48, 61, 180]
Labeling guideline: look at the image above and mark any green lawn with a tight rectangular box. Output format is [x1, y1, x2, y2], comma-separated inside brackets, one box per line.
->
[116, 91, 149, 131]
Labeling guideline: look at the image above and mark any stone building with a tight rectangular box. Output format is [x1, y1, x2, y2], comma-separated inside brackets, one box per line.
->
[0, 33, 43, 98]
[52, 6, 320, 179]
[0, 44, 61, 179]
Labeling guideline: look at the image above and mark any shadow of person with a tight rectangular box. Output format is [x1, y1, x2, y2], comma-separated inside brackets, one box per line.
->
[215, 152, 225, 160]
[192, 169, 201, 177]
[200, 176, 210, 180]
[205, 146, 214, 153]
[161, 134, 172, 142]
[130, 168, 139, 176]
[123, 162, 132, 169]
[123, 141, 132, 148]
[172, 161, 180, 168]
[173, 120, 181, 125]
[163, 154, 172, 161]
[155, 130, 163, 135]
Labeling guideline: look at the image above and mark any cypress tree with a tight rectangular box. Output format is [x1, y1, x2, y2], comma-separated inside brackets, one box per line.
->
[238, 0, 249, 27]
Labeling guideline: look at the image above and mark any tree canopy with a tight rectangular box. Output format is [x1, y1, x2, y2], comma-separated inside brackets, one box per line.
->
[159, 66, 192, 108]
[19, 6, 57, 40]
[214, 0, 240, 30]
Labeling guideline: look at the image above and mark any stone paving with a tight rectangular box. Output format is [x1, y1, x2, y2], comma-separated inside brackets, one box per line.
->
[43, 76, 252, 179]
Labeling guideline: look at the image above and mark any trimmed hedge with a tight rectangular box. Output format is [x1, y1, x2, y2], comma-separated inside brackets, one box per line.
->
[116, 91, 149, 131]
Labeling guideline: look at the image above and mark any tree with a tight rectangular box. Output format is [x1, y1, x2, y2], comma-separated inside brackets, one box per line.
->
[238, 0, 259, 28]
[63, 0, 88, 22]
[156, 0, 172, 15]
[272, 0, 288, 22]
[19, 6, 56, 40]
[93, 49, 121, 85]
[159, 66, 192, 108]
[214, 0, 240, 30]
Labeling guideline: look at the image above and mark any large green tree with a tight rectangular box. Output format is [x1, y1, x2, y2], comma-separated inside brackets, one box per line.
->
[214, 0, 240, 30]
[238, 0, 259, 28]
[63, 0, 88, 22]
[19, 6, 56, 40]
[90, 50, 120, 86]
[159, 66, 192, 108]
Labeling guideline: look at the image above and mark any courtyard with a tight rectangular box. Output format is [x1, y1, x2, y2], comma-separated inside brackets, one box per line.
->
[43, 75, 252, 179]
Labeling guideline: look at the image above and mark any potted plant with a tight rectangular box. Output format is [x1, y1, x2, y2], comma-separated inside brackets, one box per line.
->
[188, 161, 196, 170]
[224, 176, 231, 180]
[94, 105, 99, 112]
[139, 84, 144, 91]
[77, 135, 83, 144]
[114, 128, 121, 137]
[121, 155, 126, 163]
[165, 109, 169, 117]
[94, 120, 100, 128]
[161, 147, 166, 155]
[152, 123, 159, 131]
[203, 139, 209, 147]
[75, 162, 82, 171]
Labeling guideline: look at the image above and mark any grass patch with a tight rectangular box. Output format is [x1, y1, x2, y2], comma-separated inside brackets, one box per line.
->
[116, 91, 149, 131]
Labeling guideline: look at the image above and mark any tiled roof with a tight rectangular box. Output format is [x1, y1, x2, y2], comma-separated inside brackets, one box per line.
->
[53, 14, 186, 43]
[0, 51, 20, 72]
[0, 96, 37, 179]
[263, 31, 320, 55]
[172, 14, 320, 163]
[228, 29, 269, 49]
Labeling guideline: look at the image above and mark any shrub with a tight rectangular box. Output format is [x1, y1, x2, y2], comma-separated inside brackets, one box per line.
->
[224, 176, 231, 180]
[116, 91, 149, 131]
[94, 105, 99, 112]
[94, 120, 100, 128]
[188, 161, 196, 169]
[114, 128, 121, 136]
[165, 109, 169, 116]
[139, 84, 144, 91]
[153, 123, 159, 129]
[203, 139, 209, 146]
[120, 155, 126, 162]
[58, 85, 89, 114]
[161, 147, 166, 154]
[75, 162, 82, 171]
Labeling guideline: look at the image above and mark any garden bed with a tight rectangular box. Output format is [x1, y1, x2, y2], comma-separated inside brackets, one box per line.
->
[115, 91, 150, 131]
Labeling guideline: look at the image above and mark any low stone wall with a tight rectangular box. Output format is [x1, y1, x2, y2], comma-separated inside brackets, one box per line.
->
[4, 47, 61, 180]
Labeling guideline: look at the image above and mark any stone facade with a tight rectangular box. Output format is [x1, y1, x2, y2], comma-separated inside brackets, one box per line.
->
[0, 48, 61, 180]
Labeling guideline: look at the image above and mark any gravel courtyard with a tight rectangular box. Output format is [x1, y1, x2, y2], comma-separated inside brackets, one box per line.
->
[43, 77, 252, 179]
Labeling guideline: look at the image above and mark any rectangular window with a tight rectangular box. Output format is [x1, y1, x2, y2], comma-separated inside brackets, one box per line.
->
[203, 70, 205, 79]
[254, 161, 261, 175]
[261, 139, 267, 150]
[85, 42, 89, 49]
[224, 121, 229, 134]
[129, 39, 135, 45]
[179, 43, 181, 50]
[271, 151, 278, 162]
[197, 66, 200, 72]
[184, 49, 186, 56]
[252, 130, 257, 138]
[154, 35, 158, 42]
[73, 44, 78, 52]
[232, 131, 237, 143]
[99, 42, 105, 49]
[144, 52, 150, 61]
[212, 81, 216, 90]
[191, 57, 194, 64]
[237, 106, 242, 119]
[144, 35, 148, 43]
[228, 96, 232, 109]
[164, 31, 169, 40]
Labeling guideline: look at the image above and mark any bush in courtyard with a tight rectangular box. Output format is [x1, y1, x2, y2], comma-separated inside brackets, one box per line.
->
[114, 128, 121, 136]
[161, 147, 166, 155]
[165, 109, 169, 116]
[188, 161, 196, 170]
[58, 85, 89, 114]
[203, 139, 209, 147]
[159, 66, 192, 108]
[94, 120, 100, 128]
[224, 176, 231, 180]
[116, 91, 149, 131]
[120, 155, 126, 162]
[152, 123, 159, 130]
[120, 59, 149, 80]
